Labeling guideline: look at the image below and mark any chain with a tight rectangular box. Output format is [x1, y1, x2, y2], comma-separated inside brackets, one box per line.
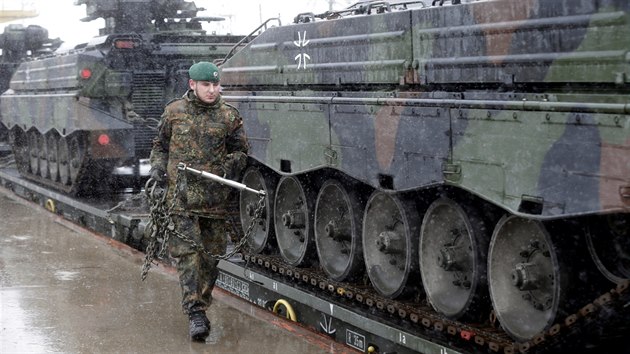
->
[141, 177, 170, 281]
[105, 193, 146, 223]
[141, 167, 266, 280]
[170, 195, 265, 261]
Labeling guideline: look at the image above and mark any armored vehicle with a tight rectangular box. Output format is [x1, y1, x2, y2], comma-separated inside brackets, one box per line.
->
[221, 0, 630, 343]
[0, 0, 245, 194]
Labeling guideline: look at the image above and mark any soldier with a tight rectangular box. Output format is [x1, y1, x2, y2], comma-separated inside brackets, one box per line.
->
[149, 61, 248, 341]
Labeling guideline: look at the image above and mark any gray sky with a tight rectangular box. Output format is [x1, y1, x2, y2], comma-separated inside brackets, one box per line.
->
[2, 0, 353, 50]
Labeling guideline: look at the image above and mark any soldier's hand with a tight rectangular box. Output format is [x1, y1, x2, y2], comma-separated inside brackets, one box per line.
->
[145, 174, 166, 202]
[149, 167, 167, 186]
[153, 186, 166, 200]
[147, 183, 166, 201]
[222, 152, 247, 180]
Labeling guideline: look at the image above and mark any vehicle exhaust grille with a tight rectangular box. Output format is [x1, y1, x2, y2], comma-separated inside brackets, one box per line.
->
[132, 71, 166, 157]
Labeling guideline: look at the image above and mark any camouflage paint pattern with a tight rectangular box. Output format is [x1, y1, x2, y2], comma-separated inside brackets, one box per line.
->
[220, 0, 630, 219]
[149, 91, 248, 217]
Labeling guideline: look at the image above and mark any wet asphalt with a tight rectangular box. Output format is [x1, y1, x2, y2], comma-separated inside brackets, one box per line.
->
[0, 188, 354, 354]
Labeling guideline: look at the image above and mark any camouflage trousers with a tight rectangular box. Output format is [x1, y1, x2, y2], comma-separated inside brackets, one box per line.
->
[168, 214, 227, 315]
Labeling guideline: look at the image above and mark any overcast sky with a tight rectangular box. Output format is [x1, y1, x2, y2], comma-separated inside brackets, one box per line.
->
[3, 0, 354, 50]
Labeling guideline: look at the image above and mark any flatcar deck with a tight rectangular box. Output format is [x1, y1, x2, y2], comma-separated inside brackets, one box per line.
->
[1, 165, 628, 354]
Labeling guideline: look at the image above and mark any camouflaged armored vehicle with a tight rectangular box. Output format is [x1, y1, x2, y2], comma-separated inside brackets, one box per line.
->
[219, 0, 630, 343]
[0, 0, 245, 194]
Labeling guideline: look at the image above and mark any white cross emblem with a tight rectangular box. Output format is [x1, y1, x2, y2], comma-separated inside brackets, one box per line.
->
[293, 31, 311, 70]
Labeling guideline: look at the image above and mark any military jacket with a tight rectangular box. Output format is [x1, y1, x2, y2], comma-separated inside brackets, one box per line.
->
[150, 90, 249, 217]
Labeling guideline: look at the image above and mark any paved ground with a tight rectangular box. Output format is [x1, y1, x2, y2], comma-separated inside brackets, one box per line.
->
[0, 188, 355, 354]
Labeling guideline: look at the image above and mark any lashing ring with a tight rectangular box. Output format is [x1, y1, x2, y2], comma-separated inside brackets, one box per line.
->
[44, 199, 56, 213]
[272, 299, 297, 322]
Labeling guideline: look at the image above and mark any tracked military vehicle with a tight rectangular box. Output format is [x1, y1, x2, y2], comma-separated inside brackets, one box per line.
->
[0, 0, 245, 194]
[219, 0, 630, 344]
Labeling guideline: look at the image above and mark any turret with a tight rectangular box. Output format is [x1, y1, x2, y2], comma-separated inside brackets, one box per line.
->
[0, 24, 61, 62]
[75, 0, 225, 35]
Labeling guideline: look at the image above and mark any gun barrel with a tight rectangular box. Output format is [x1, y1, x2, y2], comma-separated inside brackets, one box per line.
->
[177, 163, 266, 196]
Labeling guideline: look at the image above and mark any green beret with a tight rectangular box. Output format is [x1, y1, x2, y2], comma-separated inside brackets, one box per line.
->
[188, 61, 220, 82]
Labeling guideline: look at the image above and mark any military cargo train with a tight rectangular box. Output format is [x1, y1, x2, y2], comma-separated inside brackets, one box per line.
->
[216, 0, 630, 343]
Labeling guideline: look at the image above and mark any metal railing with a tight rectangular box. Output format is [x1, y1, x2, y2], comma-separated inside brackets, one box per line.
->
[217, 17, 282, 66]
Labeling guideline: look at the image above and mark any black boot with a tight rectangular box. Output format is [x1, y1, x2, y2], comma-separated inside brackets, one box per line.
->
[188, 311, 210, 341]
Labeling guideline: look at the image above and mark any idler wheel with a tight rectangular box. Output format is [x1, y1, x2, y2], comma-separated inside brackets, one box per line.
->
[273, 176, 316, 266]
[314, 180, 364, 281]
[488, 216, 565, 341]
[362, 191, 419, 298]
[419, 198, 489, 319]
[586, 214, 630, 284]
[239, 167, 277, 253]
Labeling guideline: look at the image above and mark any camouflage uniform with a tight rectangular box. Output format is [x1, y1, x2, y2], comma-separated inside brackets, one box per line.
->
[150, 89, 248, 314]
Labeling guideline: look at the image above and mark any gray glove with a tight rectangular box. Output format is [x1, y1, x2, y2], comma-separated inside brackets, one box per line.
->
[149, 167, 167, 186]
[222, 152, 247, 180]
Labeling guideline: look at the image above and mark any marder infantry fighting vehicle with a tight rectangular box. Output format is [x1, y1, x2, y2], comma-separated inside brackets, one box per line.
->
[219, 0, 630, 345]
[0, 0, 245, 194]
